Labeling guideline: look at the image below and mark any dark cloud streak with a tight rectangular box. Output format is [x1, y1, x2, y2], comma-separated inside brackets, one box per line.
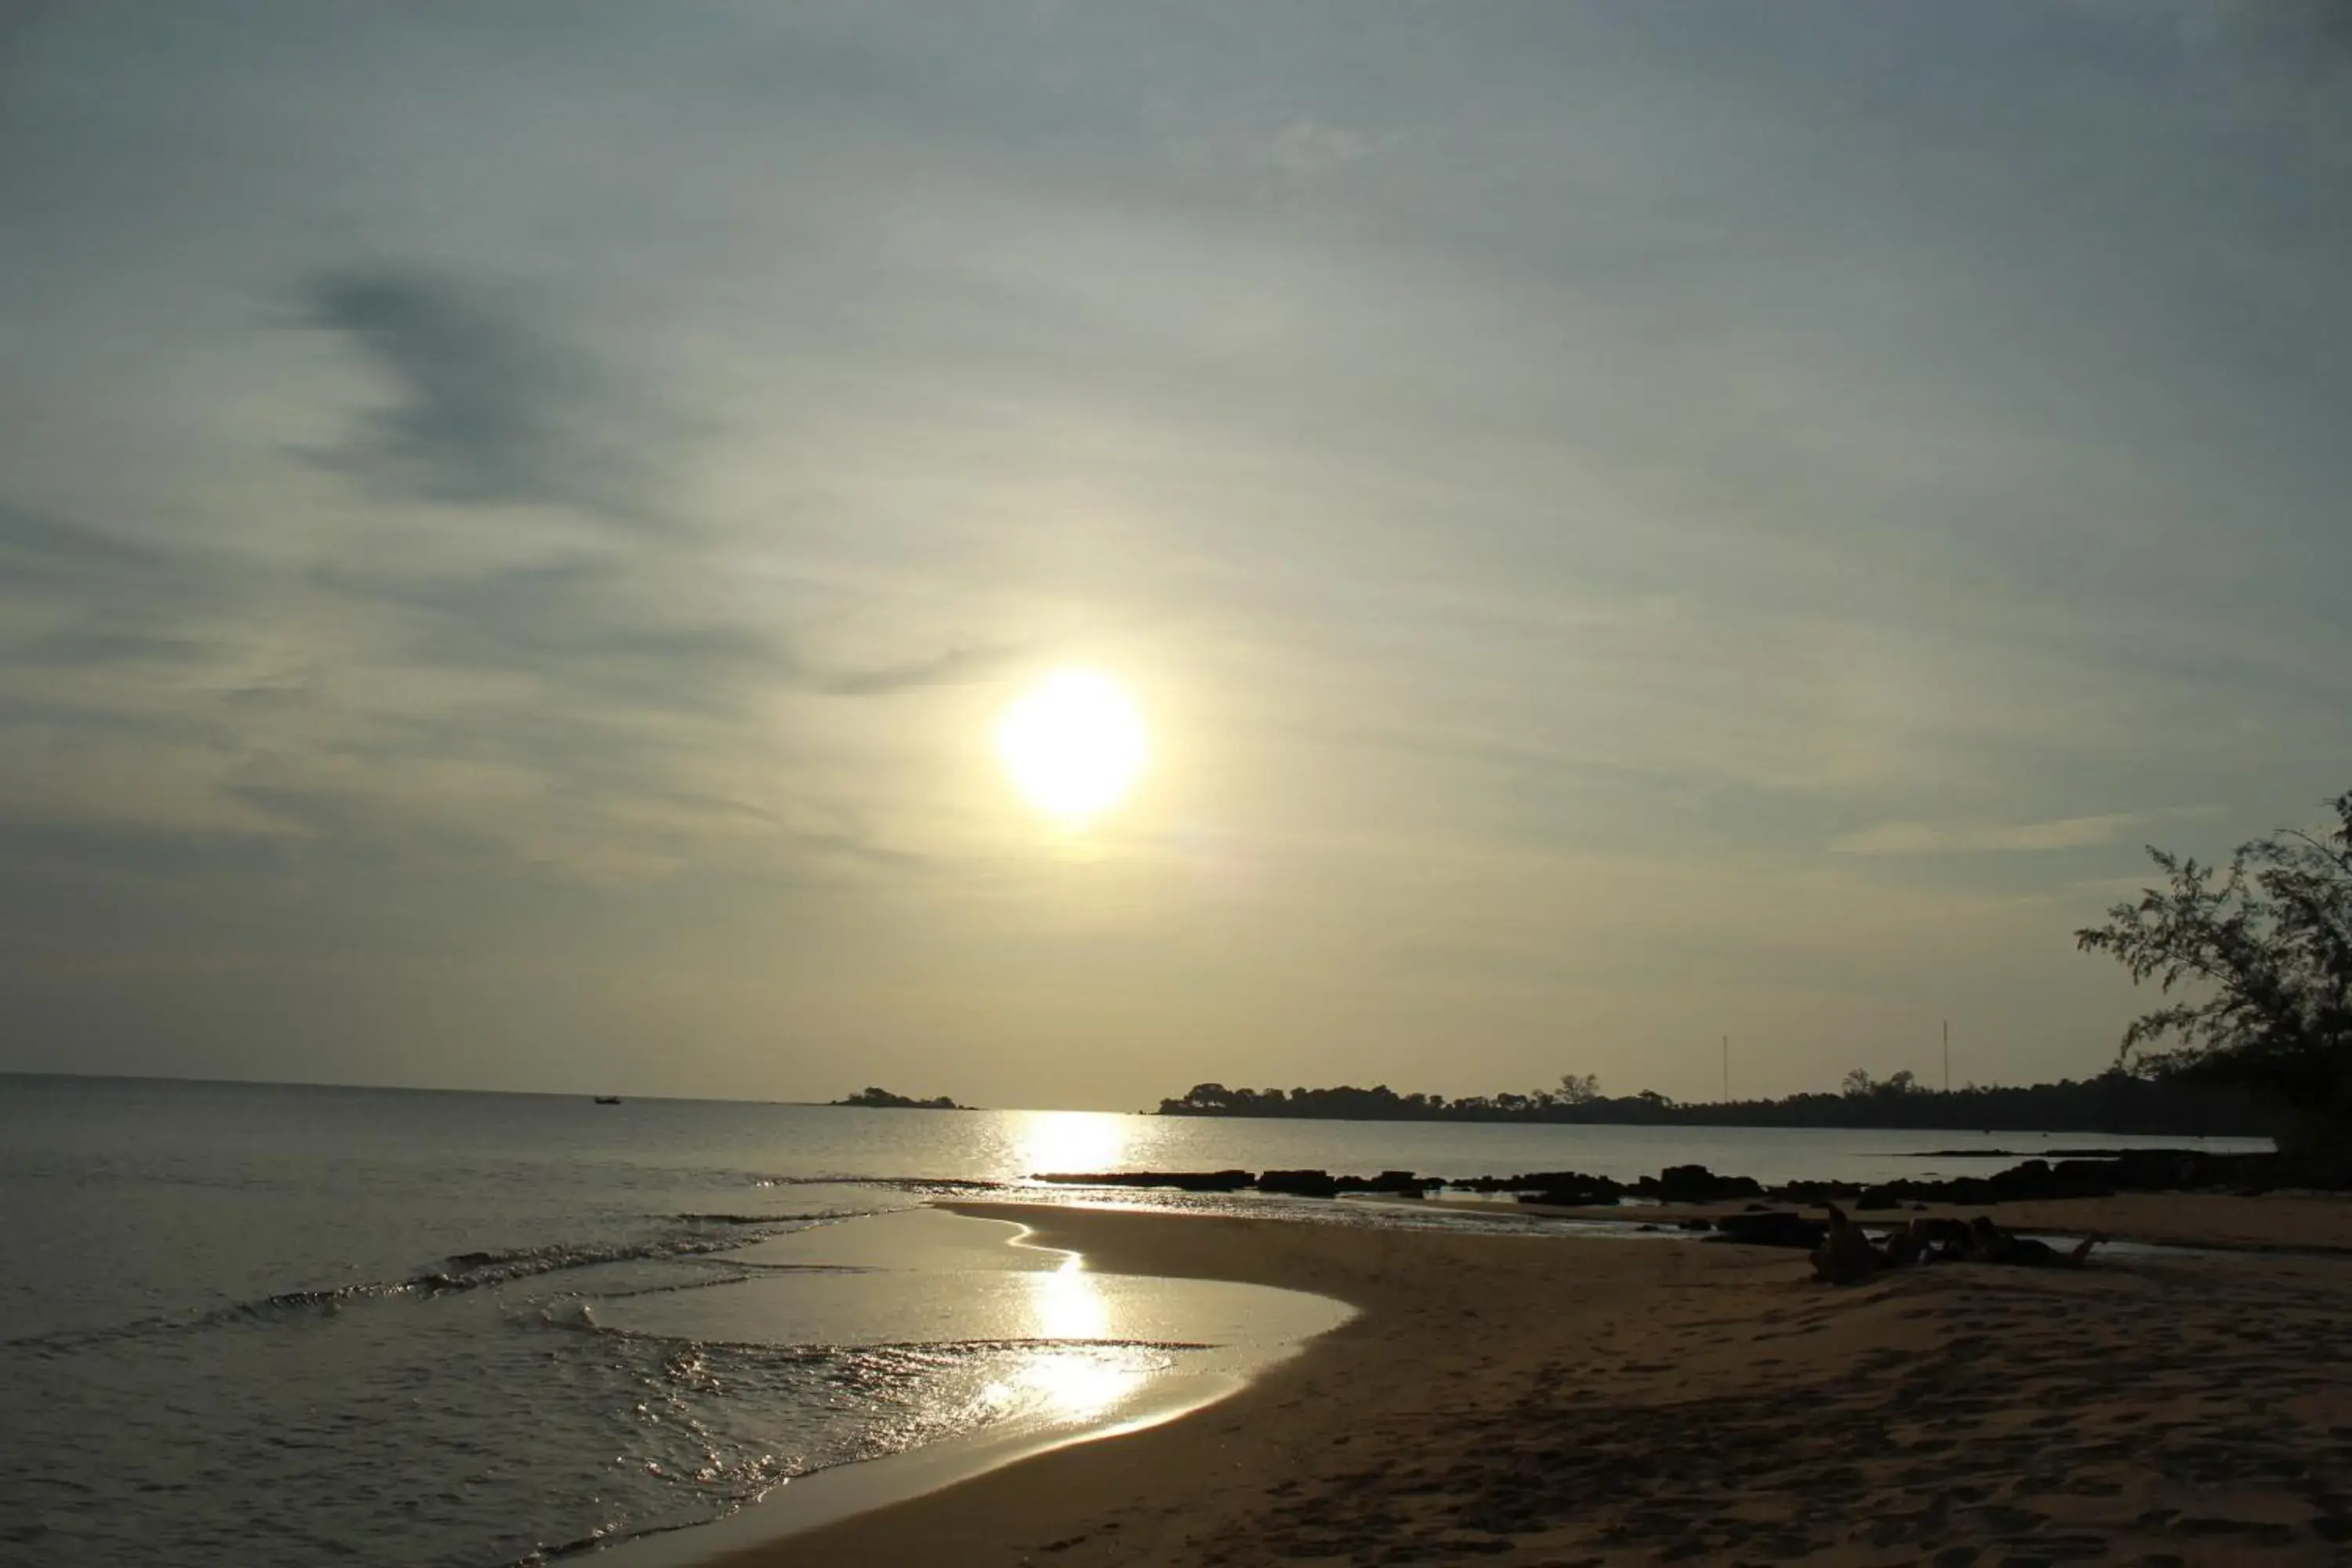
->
[303, 267, 671, 529]
[0, 502, 179, 584]
[0, 501, 251, 675]
[818, 642, 1028, 696]
[313, 554, 786, 710]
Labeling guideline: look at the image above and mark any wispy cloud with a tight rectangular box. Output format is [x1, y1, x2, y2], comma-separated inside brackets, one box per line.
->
[1834, 806, 2225, 857]
[0, 502, 255, 692]
[819, 643, 1027, 697]
[1170, 118, 1384, 182]
[314, 554, 787, 710]
[4, 2, 2351, 1101]
[0, 503, 209, 613]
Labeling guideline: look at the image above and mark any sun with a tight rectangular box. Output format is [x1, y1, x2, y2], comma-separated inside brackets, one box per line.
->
[996, 668, 1148, 822]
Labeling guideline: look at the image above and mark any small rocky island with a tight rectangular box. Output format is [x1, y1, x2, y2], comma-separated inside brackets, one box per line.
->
[831, 1086, 967, 1110]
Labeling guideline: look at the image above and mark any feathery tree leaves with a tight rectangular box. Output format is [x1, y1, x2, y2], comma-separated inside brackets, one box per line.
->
[2078, 791, 2352, 1176]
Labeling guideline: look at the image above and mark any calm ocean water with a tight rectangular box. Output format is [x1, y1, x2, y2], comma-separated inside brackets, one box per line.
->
[0, 1074, 2268, 1567]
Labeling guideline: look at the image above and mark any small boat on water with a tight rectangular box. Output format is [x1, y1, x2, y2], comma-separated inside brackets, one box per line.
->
[592, 1095, 622, 1105]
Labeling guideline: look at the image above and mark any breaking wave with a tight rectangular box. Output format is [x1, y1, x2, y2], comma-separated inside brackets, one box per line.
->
[1, 1209, 882, 1356]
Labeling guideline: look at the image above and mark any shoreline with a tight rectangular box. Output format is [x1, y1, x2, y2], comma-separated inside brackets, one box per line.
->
[603, 1357, 1256, 1568]
[689, 1200, 1627, 1568]
[692, 1194, 2352, 1567]
[595, 1206, 1352, 1568]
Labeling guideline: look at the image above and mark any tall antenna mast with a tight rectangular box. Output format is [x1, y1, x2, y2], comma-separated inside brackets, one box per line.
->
[1722, 1034, 1730, 1104]
[1943, 1019, 1950, 1094]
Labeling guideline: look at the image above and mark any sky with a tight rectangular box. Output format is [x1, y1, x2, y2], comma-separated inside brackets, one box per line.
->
[4, 1, 2350, 1109]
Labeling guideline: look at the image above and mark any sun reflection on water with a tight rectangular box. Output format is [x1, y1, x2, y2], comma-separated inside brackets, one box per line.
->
[1030, 1254, 1110, 1340]
[1002, 1349, 1147, 1424]
[1007, 1108, 1138, 1181]
[967, 1112, 1175, 1425]
[975, 1247, 1149, 1424]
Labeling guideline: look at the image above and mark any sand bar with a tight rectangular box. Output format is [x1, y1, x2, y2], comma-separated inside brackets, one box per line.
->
[697, 1195, 2352, 1566]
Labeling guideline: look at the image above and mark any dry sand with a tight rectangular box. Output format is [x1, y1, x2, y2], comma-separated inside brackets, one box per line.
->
[704, 1196, 2352, 1567]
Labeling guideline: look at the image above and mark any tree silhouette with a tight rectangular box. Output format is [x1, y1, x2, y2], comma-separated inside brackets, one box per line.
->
[1151, 1069, 2263, 1134]
[2077, 790, 2352, 1178]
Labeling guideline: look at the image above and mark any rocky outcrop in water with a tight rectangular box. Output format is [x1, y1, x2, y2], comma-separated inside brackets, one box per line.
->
[1499, 1165, 1766, 1207]
[1033, 1168, 1445, 1198]
[1773, 1149, 2272, 1207]
[1033, 1149, 2271, 1212]
[1635, 1164, 1768, 1203]
[1459, 1171, 1628, 1204]
[1710, 1211, 1828, 1250]
[1033, 1169, 1256, 1192]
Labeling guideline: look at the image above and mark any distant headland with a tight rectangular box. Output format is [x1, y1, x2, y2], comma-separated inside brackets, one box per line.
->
[831, 1087, 968, 1110]
[1152, 1069, 2274, 1138]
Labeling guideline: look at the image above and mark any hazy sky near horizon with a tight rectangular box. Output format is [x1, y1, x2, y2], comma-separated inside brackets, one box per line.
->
[5, 2, 2350, 1108]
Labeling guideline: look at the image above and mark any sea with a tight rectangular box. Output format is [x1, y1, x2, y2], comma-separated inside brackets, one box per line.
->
[0, 1073, 2272, 1568]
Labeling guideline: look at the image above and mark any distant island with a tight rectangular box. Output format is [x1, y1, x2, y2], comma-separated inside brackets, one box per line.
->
[1153, 1069, 2274, 1138]
[831, 1087, 968, 1110]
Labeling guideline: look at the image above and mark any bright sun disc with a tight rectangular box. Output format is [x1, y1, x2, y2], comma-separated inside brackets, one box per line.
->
[996, 669, 1148, 821]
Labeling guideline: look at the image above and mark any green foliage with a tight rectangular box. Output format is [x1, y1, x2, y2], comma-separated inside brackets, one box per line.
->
[2076, 793, 2352, 1098]
[2077, 791, 2352, 1178]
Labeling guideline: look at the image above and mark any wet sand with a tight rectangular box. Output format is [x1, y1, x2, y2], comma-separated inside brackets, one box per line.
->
[703, 1196, 2352, 1567]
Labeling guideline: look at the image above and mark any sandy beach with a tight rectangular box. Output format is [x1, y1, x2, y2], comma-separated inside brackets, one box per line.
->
[705, 1196, 2352, 1568]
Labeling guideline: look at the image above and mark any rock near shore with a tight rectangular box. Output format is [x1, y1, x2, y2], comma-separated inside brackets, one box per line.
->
[1031, 1149, 2273, 1214]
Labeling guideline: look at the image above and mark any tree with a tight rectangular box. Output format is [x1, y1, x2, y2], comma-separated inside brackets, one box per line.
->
[2077, 791, 2352, 1178]
[1842, 1069, 1877, 1099]
[1556, 1073, 1602, 1105]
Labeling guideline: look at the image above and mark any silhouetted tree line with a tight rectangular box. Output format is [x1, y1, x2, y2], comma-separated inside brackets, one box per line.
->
[833, 1086, 965, 1109]
[1153, 1068, 2275, 1137]
[1159, 787, 2352, 1153]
